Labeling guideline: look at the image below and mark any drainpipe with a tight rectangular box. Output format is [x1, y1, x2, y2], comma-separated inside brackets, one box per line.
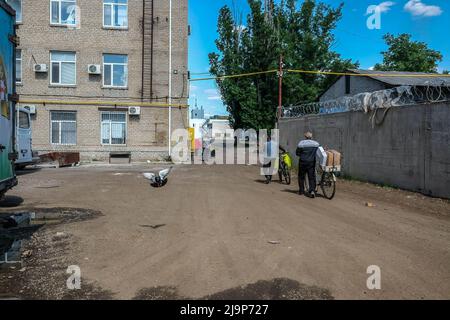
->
[150, 0, 154, 98]
[12, 25, 17, 157]
[141, 0, 145, 100]
[168, 0, 172, 156]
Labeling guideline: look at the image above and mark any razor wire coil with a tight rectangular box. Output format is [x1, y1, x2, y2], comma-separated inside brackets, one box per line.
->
[282, 85, 450, 119]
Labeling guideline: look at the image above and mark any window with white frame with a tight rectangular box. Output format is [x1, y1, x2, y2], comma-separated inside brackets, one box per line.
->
[101, 112, 127, 145]
[50, 51, 76, 85]
[103, 54, 128, 88]
[51, 0, 77, 25]
[103, 0, 128, 28]
[16, 49, 22, 83]
[51, 111, 77, 145]
[6, 0, 22, 23]
[19, 111, 30, 129]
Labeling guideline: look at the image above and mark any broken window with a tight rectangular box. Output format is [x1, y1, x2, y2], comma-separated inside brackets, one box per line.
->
[51, 0, 77, 26]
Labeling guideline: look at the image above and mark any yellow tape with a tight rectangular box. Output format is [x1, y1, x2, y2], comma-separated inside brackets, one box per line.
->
[18, 100, 189, 108]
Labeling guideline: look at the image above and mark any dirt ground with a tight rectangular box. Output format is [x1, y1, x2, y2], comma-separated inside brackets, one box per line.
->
[1, 163, 449, 300]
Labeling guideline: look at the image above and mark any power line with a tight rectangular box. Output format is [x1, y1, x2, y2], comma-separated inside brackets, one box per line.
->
[189, 68, 450, 82]
[287, 69, 450, 78]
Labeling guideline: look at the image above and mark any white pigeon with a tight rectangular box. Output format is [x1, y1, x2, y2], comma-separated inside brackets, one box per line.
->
[143, 167, 173, 188]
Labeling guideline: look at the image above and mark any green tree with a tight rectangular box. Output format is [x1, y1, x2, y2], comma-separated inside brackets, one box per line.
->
[443, 70, 450, 75]
[374, 34, 443, 73]
[209, 0, 357, 130]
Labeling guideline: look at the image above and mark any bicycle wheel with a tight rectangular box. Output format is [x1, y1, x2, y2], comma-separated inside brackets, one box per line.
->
[283, 168, 291, 185]
[320, 172, 336, 200]
[278, 163, 284, 183]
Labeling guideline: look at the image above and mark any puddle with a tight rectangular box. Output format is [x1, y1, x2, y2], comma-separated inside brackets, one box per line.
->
[1, 212, 42, 265]
[0, 196, 24, 208]
[1, 240, 22, 264]
[133, 278, 334, 300]
[1, 208, 102, 266]
[27, 207, 102, 225]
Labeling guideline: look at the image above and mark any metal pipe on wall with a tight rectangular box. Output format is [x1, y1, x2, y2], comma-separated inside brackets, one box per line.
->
[168, 0, 172, 156]
[141, 0, 145, 100]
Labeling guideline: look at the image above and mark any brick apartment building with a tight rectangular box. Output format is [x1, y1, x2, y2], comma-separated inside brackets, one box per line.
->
[7, 0, 188, 162]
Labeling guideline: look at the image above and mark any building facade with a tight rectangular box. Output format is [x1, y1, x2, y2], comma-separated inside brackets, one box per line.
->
[189, 104, 205, 152]
[9, 0, 188, 162]
[318, 69, 450, 102]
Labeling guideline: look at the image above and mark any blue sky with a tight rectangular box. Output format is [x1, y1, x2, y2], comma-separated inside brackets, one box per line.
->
[188, 0, 450, 116]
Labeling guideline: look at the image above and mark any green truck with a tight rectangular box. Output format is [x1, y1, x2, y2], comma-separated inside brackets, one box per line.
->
[0, 0, 18, 199]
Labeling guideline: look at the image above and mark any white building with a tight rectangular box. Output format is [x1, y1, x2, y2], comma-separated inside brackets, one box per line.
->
[203, 116, 232, 143]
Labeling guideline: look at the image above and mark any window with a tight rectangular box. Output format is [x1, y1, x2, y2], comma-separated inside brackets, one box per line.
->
[103, 54, 128, 88]
[103, 0, 128, 28]
[101, 112, 126, 145]
[6, 0, 22, 23]
[50, 51, 76, 85]
[51, 112, 77, 145]
[51, 0, 77, 25]
[18, 111, 30, 129]
[16, 49, 22, 83]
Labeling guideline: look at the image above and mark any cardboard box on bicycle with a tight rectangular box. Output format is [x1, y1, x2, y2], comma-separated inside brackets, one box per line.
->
[325, 150, 342, 167]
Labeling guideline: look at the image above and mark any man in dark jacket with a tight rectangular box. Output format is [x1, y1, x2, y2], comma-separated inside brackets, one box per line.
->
[296, 132, 320, 198]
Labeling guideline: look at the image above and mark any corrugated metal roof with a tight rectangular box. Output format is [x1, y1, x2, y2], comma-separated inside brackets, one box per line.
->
[349, 69, 450, 86]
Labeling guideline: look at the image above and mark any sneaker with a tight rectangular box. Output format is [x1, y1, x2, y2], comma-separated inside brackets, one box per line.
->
[305, 192, 315, 199]
[298, 191, 304, 196]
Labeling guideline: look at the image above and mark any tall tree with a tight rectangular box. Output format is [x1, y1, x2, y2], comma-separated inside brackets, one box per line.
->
[209, 0, 357, 130]
[374, 34, 443, 73]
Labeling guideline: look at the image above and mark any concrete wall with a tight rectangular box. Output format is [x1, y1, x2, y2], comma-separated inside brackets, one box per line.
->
[319, 76, 390, 102]
[279, 103, 450, 199]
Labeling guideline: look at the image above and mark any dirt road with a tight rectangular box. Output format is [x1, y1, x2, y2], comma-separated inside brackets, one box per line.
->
[1, 164, 449, 299]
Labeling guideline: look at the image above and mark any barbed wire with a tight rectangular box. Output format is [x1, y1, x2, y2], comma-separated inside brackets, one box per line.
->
[282, 85, 450, 119]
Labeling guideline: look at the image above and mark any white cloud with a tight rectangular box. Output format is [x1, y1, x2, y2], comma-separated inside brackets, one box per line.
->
[190, 85, 198, 92]
[404, 0, 442, 17]
[368, 66, 375, 71]
[204, 89, 219, 95]
[204, 88, 223, 101]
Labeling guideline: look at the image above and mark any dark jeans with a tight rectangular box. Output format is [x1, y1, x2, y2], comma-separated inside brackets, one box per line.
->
[299, 162, 316, 194]
[264, 161, 272, 182]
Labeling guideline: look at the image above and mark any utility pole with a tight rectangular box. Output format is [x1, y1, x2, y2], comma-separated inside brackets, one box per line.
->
[277, 55, 284, 123]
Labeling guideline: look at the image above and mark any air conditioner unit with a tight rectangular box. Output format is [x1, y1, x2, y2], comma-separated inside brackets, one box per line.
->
[34, 64, 48, 73]
[23, 105, 36, 115]
[88, 64, 101, 75]
[128, 106, 141, 116]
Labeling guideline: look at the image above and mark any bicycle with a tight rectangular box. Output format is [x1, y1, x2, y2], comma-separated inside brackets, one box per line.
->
[278, 151, 292, 185]
[304, 165, 338, 200]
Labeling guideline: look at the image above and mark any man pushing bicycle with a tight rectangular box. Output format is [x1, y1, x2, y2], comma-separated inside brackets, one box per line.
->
[296, 132, 323, 198]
